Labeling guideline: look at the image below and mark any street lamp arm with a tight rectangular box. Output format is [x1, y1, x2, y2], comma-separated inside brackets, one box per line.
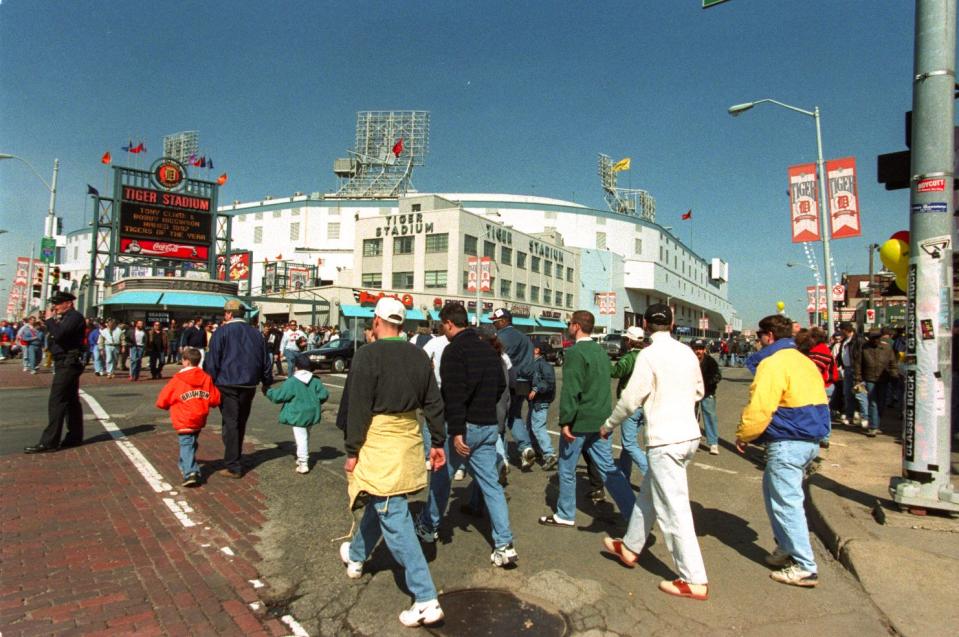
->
[727, 99, 815, 118]
[0, 153, 53, 192]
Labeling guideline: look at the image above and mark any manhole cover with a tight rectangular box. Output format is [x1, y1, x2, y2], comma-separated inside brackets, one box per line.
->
[427, 588, 570, 636]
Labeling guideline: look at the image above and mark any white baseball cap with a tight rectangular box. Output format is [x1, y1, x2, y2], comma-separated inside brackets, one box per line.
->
[625, 325, 645, 341]
[374, 297, 406, 325]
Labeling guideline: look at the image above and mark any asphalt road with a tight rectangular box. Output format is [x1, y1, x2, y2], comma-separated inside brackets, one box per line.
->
[3, 361, 893, 636]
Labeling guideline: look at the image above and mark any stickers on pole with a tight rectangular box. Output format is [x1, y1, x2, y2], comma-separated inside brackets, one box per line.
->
[911, 202, 948, 214]
[916, 178, 947, 192]
[919, 235, 951, 259]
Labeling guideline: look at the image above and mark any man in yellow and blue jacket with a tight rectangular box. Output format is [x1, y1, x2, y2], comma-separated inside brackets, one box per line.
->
[736, 314, 829, 589]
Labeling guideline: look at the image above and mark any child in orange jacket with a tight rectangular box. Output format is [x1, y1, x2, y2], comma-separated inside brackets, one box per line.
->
[156, 347, 221, 487]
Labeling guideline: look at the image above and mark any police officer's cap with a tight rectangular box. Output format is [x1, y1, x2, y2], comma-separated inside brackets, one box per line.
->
[49, 291, 76, 304]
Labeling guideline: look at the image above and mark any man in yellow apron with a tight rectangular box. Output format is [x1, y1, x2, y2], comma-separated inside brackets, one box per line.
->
[339, 297, 447, 628]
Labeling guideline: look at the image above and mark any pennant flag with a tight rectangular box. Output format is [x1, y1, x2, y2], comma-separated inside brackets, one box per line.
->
[612, 157, 631, 172]
[392, 138, 404, 157]
[131, 142, 146, 154]
[217, 173, 228, 186]
[681, 209, 692, 220]
[199, 156, 206, 168]
[189, 153, 197, 163]
[207, 158, 214, 169]
[122, 140, 134, 152]
[87, 184, 99, 196]
[101, 151, 112, 164]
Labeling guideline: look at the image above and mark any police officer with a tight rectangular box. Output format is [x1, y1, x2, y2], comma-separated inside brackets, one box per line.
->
[25, 291, 86, 453]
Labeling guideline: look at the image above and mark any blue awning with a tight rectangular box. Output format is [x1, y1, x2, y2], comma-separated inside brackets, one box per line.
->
[405, 308, 426, 321]
[512, 316, 537, 327]
[340, 304, 374, 319]
[158, 292, 232, 309]
[536, 317, 567, 329]
[101, 291, 163, 306]
[429, 309, 441, 321]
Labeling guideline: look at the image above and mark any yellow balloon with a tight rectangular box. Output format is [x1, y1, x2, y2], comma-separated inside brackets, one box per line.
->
[776, 301, 785, 312]
[895, 270, 908, 293]
[879, 239, 910, 276]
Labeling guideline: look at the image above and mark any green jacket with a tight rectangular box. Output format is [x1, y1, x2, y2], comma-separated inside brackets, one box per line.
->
[610, 349, 639, 398]
[266, 374, 330, 427]
[559, 339, 613, 433]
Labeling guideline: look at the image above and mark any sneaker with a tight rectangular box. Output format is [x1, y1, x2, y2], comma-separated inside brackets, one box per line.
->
[541, 454, 558, 471]
[425, 460, 432, 471]
[398, 599, 444, 627]
[453, 467, 466, 481]
[339, 542, 363, 579]
[588, 489, 606, 504]
[709, 445, 719, 455]
[414, 519, 438, 544]
[819, 439, 830, 449]
[182, 473, 200, 488]
[295, 461, 310, 474]
[764, 546, 792, 567]
[860, 419, 870, 430]
[866, 429, 877, 438]
[840, 415, 850, 426]
[520, 448, 536, 471]
[770, 563, 818, 587]
[490, 543, 518, 567]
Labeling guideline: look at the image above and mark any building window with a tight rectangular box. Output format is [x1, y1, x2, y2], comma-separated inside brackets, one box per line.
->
[292, 208, 301, 216]
[567, 267, 573, 282]
[253, 227, 263, 243]
[484, 241, 496, 258]
[463, 271, 470, 290]
[597, 217, 606, 225]
[464, 234, 478, 256]
[635, 238, 643, 255]
[255, 212, 263, 220]
[531, 286, 540, 303]
[531, 256, 541, 273]
[516, 252, 527, 269]
[545, 211, 557, 220]
[425, 233, 449, 253]
[72, 246, 78, 260]
[556, 265, 563, 280]
[500, 246, 512, 265]
[273, 210, 282, 218]
[412, 203, 421, 212]
[329, 208, 340, 216]
[361, 272, 382, 288]
[515, 282, 526, 300]
[328, 223, 340, 240]
[500, 279, 511, 297]
[362, 238, 383, 257]
[425, 270, 447, 289]
[290, 222, 300, 241]
[392, 271, 414, 289]
[544, 261, 552, 277]
[543, 289, 552, 305]
[566, 293, 573, 308]
[394, 236, 414, 255]
[596, 232, 607, 249]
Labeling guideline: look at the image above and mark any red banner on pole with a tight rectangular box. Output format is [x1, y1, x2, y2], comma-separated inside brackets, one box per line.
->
[479, 257, 492, 293]
[806, 285, 828, 312]
[788, 163, 821, 243]
[826, 157, 862, 239]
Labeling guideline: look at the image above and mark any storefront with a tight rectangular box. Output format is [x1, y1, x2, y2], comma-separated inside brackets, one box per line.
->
[100, 277, 248, 325]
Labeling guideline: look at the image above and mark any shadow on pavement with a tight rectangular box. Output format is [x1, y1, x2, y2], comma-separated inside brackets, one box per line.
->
[807, 472, 884, 509]
[690, 501, 768, 567]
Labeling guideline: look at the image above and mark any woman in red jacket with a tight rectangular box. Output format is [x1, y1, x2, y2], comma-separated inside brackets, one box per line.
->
[796, 327, 839, 448]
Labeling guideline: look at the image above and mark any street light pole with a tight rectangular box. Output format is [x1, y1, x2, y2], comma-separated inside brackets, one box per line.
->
[728, 99, 835, 330]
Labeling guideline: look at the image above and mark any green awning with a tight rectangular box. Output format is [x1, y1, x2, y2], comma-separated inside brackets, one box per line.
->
[536, 317, 567, 329]
[101, 291, 163, 306]
[340, 304, 374, 318]
[512, 316, 537, 327]
[158, 292, 232, 309]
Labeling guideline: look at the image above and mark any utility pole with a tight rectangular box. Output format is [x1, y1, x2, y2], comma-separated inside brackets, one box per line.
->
[890, 0, 959, 513]
[868, 243, 877, 318]
[39, 158, 59, 309]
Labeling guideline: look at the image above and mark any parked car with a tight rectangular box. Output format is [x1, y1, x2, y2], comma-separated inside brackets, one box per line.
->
[593, 333, 624, 359]
[305, 337, 365, 373]
[526, 331, 568, 366]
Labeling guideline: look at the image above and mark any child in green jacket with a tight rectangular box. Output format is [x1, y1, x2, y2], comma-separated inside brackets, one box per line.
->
[266, 353, 330, 474]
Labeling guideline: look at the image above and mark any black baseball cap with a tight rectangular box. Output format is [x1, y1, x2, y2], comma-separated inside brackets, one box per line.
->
[644, 303, 672, 326]
[691, 338, 707, 349]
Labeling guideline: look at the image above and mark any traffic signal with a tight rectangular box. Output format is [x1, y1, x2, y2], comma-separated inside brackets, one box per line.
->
[51, 266, 60, 287]
[33, 266, 44, 299]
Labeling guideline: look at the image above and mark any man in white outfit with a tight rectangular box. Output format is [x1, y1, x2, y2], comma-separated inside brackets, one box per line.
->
[599, 304, 710, 601]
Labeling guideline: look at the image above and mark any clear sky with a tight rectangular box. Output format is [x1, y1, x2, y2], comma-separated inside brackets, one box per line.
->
[0, 1, 938, 325]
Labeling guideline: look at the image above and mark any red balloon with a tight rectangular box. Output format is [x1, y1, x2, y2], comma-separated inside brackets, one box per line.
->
[890, 230, 909, 242]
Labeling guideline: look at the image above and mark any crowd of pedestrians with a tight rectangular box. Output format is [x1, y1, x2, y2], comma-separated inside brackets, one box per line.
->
[15, 290, 911, 628]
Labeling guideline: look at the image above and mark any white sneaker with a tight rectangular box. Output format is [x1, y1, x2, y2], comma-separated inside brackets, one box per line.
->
[398, 599, 444, 627]
[453, 467, 466, 481]
[339, 542, 363, 579]
[490, 543, 518, 567]
[860, 420, 870, 430]
[295, 461, 309, 474]
[520, 447, 536, 470]
[709, 445, 719, 455]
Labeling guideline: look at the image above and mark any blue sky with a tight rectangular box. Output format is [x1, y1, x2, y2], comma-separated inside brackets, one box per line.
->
[0, 1, 933, 324]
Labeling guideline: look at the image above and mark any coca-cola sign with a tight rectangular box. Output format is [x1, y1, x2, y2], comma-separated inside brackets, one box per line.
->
[120, 238, 209, 262]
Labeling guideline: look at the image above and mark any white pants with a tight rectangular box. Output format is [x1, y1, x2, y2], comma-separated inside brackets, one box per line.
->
[292, 426, 309, 463]
[622, 438, 708, 585]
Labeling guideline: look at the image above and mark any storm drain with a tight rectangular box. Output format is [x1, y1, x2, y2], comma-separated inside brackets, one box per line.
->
[427, 588, 570, 636]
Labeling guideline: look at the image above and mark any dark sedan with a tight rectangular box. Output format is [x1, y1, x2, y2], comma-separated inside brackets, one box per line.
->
[304, 338, 365, 374]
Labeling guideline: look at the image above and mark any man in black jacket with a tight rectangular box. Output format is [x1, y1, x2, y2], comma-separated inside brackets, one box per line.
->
[425, 303, 517, 566]
[692, 339, 722, 455]
[25, 292, 86, 453]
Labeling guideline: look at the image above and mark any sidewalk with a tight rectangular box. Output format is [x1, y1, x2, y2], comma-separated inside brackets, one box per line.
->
[806, 419, 959, 637]
[0, 382, 294, 636]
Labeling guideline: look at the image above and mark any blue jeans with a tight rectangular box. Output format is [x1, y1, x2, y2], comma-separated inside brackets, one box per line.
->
[92, 347, 104, 374]
[349, 494, 438, 603]
[508, 390, 532, 455]
[763, 440, 819, 573]
[466, 424, 513, 547]
[526, 402, 554, 458]
[842, 370, 868, 420]
[284, 348, 299, 377]
[129, 346, 144, 379]
[104, 345, 118, 374]
[700, 396, 718, 446]
[556, 432, 636, 523]
[25, 344, 41, 371]
[617, 409, 648, 480]
[865, 381, 886, 431]
[822, 385, 835, 442]
[178, 433, 200, 478]
[420, 424, 455, 533]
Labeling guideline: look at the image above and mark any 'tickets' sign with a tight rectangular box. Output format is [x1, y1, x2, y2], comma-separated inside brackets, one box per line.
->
[788, 163, 821, 243]
[118, 185, 212, 262]
[826, 157, 862, 239]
